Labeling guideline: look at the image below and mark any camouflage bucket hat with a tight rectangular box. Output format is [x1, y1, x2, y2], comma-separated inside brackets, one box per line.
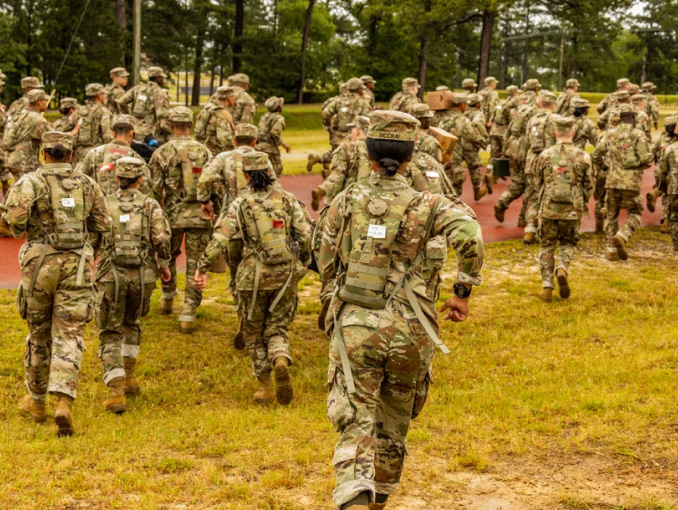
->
[617, 78, 630, 88]
[553, 115, 575, 130]
[466, 93, 481, 105]
[241, 151, 270, 172]
[112, 114, 135, 129]
[216, 85, 234, 99]
[462, 78, 477, 89]
[347, 115, 370, 130]
[86, 83, 105, 97]
[566, 78, 580, 88]
[21, 76, 44, 89]
[27, 89, 48, 103]
[60, 97, 78, 109]
[235, 123, 258, 139]
[42, 131, 73, 150]
[360, 75, 376, 84]
[571, 98, 590, 108]
[484, 76, 497, 85]
[347, 77, 364, 91]
[402, 77, 419, 89]
[115, 157, 146, 179]
[436, 85, 450, 91]
[452, 93, 468, 106]
[110, 67, 130, 78]
[264, 96, 284, 111]
[230, 73, 250, 85]
[367, 110, 419, 142]
[148, 66, 167, 78]
[169, 106, 194, 123]
[406, 103, 433, 119]
[664, 116, 677, 126]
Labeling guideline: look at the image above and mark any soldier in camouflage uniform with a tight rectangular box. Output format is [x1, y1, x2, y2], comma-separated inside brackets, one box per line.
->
[5, 131, 111, 437]
[317, 110, 484, 510]
[7, 76, 44, 118]
[487, 84, 519, 177]
[657, 129, 678, 250]
[195, 85, 235, 155]
[462, 93, 489, 201]
[407, 103, 442, 163]
[591, 105, 653, 261]
[118, 66, 171, 143]
[105, 67, 129, 115]
[2, 89, 49, 182]
[571, 98, 598, 150]
[308, 84, 347, 174]
[631, 94, 652, 141]
[228, 73, 257, 126]
[648, 116, 677, 233]
[360, 75, 376, 109]
[641, 82, 659, 130]
[478, 76, 499, 130]
[555, 78, 580, 115]
[534, 116, 593, 301]
[72, 83, 113, 166]
[597, 90, 632, 131]
[52, 98, 79, 132]
[95, 157, 171, 413]
[150, 106, 212, 332]
[76, 114, 152, 196]
[388, 77, 421, 112]
[461, 78, 477, 93]
[257, 96, 291, 177]
[195, 151, 312, 406]
[597, 78, 630, 116]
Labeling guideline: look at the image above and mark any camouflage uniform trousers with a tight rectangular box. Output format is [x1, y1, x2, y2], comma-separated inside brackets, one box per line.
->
[321, 133, 350, 165]
[328, 301, 434, 507]
[19, 252, 95, 401]
[523, 153, 541, 234]
[489, 135, 503, 164]
[263, 149, 283, 178]
[96, 268, 156, 385]
[447, 164, 467, 197]
[605, 189, 643, 249]
[538, 219, 580, 289]
[667, 194, 678, 250]
[239, 285, 297, 377]
[163, 227, 212, 320]
[461, 142, 484, 190]
[497, 158, 529, 222]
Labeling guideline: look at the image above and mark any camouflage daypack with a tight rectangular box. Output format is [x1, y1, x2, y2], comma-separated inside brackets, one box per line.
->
[132, 84, 150, 119]
[612, 125, 641, 169]
[2, 110, 29, 151]
[240, 188, 294, 265]
[41, 169, 87, 250]
[95, 145, 137, 195]
[334, 96, 359, 132]
[106, 191, 152, 267]
[546, 145, 577, 205]
[178, 144, 209, 202]
[194, 103, 216, 142]
[527, 111, 551, 154]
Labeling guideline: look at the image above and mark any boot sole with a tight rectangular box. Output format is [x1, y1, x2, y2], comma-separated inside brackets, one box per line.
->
[55, 412, 74, 437]
[274, 364, 293, 406]
[557, 273, 571, 299]
[233, 331, 245, 350]
[646, 192, 656, 213]
[612, 236, 628, 261]
[494, 207, 505, 224]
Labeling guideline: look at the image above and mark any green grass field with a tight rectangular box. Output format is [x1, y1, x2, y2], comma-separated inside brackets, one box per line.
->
[1, 227, 677, 509]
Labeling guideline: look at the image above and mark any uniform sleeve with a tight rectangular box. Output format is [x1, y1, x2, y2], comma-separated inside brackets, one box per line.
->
[461, 116, 483, 145]
[591, 137, 607, 170]
[87, 180, 113, 234]
[196, 200, 240, 273]
[241, 97, 256, 125]
[581, 152, 594, 202]
[100, 109, 113, 144]
[216, 111, 235, 151]
[154, 88, 171, 137]
[197, 155, 224, 204]
[4, 175, 36, 237]
[320, 145, 349, 198]
[150, 200, 172, 266]
[291, 198, 312, 264]
[269, 116, 285, 147]
[636, 132, 654, 168]
[544, 119, 556, 148]
[33, 116, 49, 141]
[318, 193, 344, 283]
[76, 149, 94, 178]
[149, 147, 167, 204]
[588, 122, 599, 147]
[117, 88, 134, 114]
[487, 92, 498, 124]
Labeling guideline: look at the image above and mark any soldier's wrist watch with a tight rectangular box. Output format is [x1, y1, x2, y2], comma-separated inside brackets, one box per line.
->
[453, 283, 472, 299]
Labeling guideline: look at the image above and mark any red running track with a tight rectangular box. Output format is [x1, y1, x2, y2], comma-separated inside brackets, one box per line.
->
[0, 170, 662, 289]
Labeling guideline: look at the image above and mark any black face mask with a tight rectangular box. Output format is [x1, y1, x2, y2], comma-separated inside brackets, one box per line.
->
[572, 107, 588, 118]
[665, 124, 676, 136]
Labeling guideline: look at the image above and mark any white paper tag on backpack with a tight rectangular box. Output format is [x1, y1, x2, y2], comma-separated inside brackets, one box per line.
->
[426, 171, 439, 178]
[138, 94, 147, 101]
[119, 214, 130, 223]
[61, 197, 75, 208]
[367, 224, 386, 239]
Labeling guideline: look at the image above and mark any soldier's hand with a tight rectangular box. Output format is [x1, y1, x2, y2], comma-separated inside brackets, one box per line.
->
[194, 270, 207, 290]
[284, 144, 292, 153]
[201, 202, 215, 220]
[159, 267, 171, 283]
[440, 296, 470, 323]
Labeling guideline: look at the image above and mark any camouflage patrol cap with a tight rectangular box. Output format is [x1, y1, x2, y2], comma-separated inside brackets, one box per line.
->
[506, 85, 519, 94]
[85, 83, 105, 97]
[42, 131, 73, 150]
[241, 151, 270, 172]
[406, 103, 434, 119]
[347, 77, 364, 91]
[27, 89, 48, 103]
[339, 82, 348, 93]
[571, 98, 590, 108]
[148, 66, 167, 79]
[115, 157, 146, 179]
[642, 81, 656, 91]
[466, 93, 481, 105]
[524, 79, 541, 91]
[347, 115, 370, 130]
[110, 67, 130, 78]
[664, 116, 677, 126]
[462, 78, 477, 89]
[484, 76, 497, 85]
[617, 78, 630, 88]
[402, 77, 419, 89]
[360, 75, 376, 84]
[631, 94, 645, 104]
[615, 90, 630, 100]
[168, 106, 194, 123]
[436, 85, 450, 91]
[230, 73, 250, 85]
[566, 78, 580, 88]
[264, 96, 284, 112]
[628, 84, 640, 95]
[235, 123, 258, 139]
[540, 90, 557, 103]
[0, 69, 6, 80]
[452, 93, 468, 106]
[59, 97, 78, 109]
[367, 110, 419, 142]
[112, 114, 135, 129]
[616, 103, 635, 114]
[552, 115, 575, 131]
[216, 85, 234, 99]
[21, 76, 43, 89]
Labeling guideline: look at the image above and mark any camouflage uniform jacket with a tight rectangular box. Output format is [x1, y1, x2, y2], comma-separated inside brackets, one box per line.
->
[478, 87, 498, 124]
[195, 102, 235, 155]
[555, 89, 579, 115]
[2, 110, 49, 174]
[405, 151, 455, 198]
[490, 96, 517, 138]
[322, 140, 370, 200]
[591, 123, 653, 191]
[7, 96, 28, 118]
[362, 88, 375, 109]
[256, 112, 286, 155]
[118, 81, 171, 141]
[322, 92, 371, 136]
[635, 110, 652, 141]
[197, 188, 312, 290]
[76, 140, 152, 196]
[230, 86, 257, 125]
[524, 110, 556, 158]
[652, 131, 675, 161]
[572, 117, 599, 150]
[503, 103, 539, 162]
[643, 93, 659, 127]
[318, 172, 484, 321]
[437, 110, 484, 168]
[52, 112, 78, 132]
[105, 83, 126, 114]
[597, 103, 642, 132]
[415, 131, 443, 163]
[4, 162, 112, 265]
[388, 91, 421, 112]
[596, 91, 619, 115]
[74, 100, 113, 149]
[658, 140, 678, 195]
[534, 141, 593, 220]
[150, 135, 212, 229]
[464, 106, 489, 148]
[97, 188, 172, 282]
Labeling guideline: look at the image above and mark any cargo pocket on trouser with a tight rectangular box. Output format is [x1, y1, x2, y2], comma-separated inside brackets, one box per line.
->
[412, 368, 433, 420]
[16, 282, 28, 320]
[94, 288, 109, 329]
[327, 364, 356, 432]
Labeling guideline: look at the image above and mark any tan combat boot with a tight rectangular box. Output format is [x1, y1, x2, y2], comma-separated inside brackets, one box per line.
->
[661, 217, 670, 233]
[311, 187, 325, 211]
[494, 204, 505, 223]
[523, 231, 536, 244]
[274, 357, 293, 406]
[484, 171, 494, 194]
[123, 358, 140, 395]
[605, 250, 619, 261]
[233, 318, 245, 350]
[612, 234, 628, 261]
[306, 153, 320, 172]
[21, 394, 47, 423]
[539, 288, 553, 302]
[321, 163, 331, 180]
[595, 216, 604, 234]
[160, 297, 174, 315]
[473, 186, 488, 201]
[517, 217, 527, 228]
[103, 377, 126, 414]
[54, 393, 75, 437]
[253, 373, 275, 405]
[646, 188, 661, 213]
[556, 268, 570, 299]
[179, 315, 196, 334]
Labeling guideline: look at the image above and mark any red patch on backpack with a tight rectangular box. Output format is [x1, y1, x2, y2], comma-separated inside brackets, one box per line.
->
[557, 166, 566, 174]
[273, 220, 284, 229]
[99, 163, 115, 172]
[192, 167, 202, 174]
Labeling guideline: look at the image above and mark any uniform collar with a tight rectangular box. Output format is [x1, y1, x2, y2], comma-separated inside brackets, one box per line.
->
[39, 163, 74, 176]
[368, 171, 410, 190]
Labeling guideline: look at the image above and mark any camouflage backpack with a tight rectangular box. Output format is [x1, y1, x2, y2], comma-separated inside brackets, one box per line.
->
[106, 191, 152, 267]
[95, 145, 137, 195]
[2, 110, 29, 151]
[178, 144, 209, 202]
[239, 188, 294, 265]
[545, 145, 577, 206]
[75, 104, 98, 146]
[527, 111, 552, 154]
[337, 181, 419, 309]
[611, 125, 641, 169]
[194, 103, 216, 142]
[334, 96, 359, 132]
[132, 84, 151, 119]
[41, 169, 87, 250]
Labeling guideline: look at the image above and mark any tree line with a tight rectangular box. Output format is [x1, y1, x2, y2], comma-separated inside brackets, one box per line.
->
[0, 0, 676, 105]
